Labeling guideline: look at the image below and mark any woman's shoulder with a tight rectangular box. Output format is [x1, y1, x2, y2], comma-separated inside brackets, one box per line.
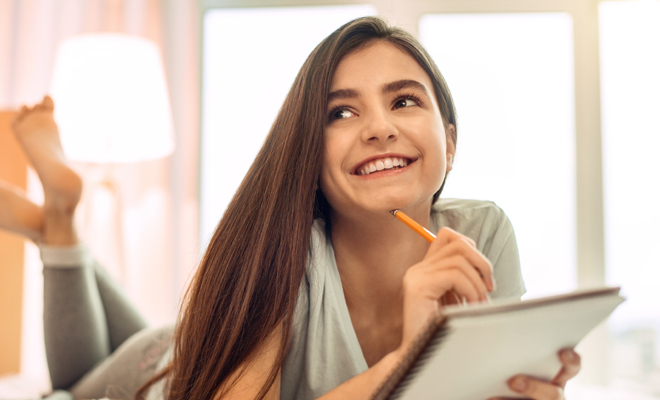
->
[431, 198, 509, 231]
[430, 198, 513, 251]
[432, 197, 503, 213]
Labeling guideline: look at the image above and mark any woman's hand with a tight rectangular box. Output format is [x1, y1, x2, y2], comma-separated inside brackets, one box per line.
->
[488, 348, 582, 400]
[399, 227, 494, 349]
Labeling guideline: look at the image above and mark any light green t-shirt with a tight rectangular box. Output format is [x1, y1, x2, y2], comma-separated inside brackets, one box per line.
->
[280, 199, 526, 400]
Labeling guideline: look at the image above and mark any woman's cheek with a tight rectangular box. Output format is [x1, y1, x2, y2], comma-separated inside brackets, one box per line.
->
[318, 169, 341, 211]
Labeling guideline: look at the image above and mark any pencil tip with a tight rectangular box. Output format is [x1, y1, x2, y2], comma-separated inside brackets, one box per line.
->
[390, 210, 399, 216]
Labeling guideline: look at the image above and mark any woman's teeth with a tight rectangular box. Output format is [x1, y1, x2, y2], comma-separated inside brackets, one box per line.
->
[358, 157, 409, 176]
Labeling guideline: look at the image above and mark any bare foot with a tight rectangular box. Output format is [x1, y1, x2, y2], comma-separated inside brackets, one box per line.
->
[0, 181, 43, 241]
[12, 96, 82, 245]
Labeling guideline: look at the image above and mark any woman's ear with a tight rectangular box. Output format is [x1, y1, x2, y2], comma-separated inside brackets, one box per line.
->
[446, 124, 456, 173]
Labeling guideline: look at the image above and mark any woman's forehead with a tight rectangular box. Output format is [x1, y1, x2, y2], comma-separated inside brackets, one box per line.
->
[329, 41, 433, 92]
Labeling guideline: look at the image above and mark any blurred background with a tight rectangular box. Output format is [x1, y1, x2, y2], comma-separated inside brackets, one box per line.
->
[0, 0, 658, 398]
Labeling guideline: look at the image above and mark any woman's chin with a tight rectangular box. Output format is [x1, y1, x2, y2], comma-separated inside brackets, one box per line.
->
[328, 192, 435, 219]
[368, 196, 432, 215]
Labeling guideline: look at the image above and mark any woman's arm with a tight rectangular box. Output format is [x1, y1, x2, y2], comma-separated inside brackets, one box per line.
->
[212, 322, 283, 400]
[317, 349, 404, 399]
[214, 321, 405, 400]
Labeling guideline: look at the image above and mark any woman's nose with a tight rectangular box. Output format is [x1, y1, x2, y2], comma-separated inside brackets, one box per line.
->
[361, 109, 399, 143]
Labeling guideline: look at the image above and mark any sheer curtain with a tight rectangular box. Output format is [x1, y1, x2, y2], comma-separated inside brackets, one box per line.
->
[0, 0, 200, 395]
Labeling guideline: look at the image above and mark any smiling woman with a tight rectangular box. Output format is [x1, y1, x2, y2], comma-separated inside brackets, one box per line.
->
[144, 16, 575, 400]
[0, 16, 580, 400]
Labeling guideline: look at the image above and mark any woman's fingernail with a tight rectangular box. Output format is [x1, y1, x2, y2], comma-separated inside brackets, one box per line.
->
[563, 349, 575, 361]
[510, 376, 527, 392]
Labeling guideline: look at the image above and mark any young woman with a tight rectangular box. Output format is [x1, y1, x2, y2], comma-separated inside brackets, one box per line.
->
[2, 16, 580, 400]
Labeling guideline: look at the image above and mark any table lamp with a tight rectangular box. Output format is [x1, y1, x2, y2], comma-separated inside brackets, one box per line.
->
[51, 33, 174, 162]
[50, 33, 175, 283]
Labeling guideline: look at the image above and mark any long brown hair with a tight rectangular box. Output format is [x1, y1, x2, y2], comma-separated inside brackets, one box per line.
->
[137, 16, 457, 400]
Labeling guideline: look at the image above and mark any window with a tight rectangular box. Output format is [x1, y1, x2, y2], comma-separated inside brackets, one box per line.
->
[420, 13, 576, 298]
[601, 1, 660, 393]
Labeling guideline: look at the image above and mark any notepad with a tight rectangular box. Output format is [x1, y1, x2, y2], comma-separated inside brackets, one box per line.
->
[370, 287, 625, 400]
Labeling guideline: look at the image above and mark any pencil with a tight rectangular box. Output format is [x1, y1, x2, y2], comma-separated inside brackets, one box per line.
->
[390, 209, 436, 243]
[390, 209, 464, 305]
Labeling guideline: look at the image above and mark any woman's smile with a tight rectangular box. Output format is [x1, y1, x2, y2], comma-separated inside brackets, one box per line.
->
[352, 154, 417, 177]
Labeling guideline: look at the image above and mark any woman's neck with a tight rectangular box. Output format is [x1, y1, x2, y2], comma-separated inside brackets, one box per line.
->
[330, 201, 433, 320]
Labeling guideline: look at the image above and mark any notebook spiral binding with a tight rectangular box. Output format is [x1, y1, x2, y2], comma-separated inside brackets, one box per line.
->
[368, 316, 448, 400]
[388, 326, 449, 399]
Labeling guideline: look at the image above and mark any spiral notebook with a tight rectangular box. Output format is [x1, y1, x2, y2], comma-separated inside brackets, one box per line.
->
[370, 287, 625, 400]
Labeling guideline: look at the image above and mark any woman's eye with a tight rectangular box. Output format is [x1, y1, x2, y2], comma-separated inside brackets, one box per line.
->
[330, 108, 354, 120]
[394, 98, 417, 109]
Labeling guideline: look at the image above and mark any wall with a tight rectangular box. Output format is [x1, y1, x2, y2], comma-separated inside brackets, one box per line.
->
[0, 111, 26, 376]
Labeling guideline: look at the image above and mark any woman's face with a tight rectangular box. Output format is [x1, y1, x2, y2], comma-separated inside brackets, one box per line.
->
[320, 41, 455, 219]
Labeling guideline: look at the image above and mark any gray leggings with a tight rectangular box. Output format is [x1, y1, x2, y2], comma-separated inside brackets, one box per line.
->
[44, 259, 173, 399]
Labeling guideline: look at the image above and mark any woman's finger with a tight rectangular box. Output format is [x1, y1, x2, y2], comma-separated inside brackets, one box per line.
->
[427, 238, 493, 290]
[429, 228, 493, 290]
[422, 268, 481, 303]
[408, 253, 489, 303]
[405, 265, 482, 303]
[508, 375, 565, 400]
[429, 255, 489, 302]
[552, 349, 581, 388]
[443, 269, 482, 302]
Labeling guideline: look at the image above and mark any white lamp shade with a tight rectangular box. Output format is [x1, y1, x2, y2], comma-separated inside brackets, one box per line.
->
[51, 34, 175, 163]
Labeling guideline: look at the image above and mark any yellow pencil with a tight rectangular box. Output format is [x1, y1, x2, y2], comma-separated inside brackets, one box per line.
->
[390, 209, 436, 243]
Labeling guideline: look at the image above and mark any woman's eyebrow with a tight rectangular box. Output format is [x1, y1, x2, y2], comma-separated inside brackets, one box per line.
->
[382, 79, 429, 95]
[327, 88, 359, 103]
[326, 79, 428, 104]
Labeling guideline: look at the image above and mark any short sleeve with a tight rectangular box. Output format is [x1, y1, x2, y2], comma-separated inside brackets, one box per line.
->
[482, 207, 526, 300]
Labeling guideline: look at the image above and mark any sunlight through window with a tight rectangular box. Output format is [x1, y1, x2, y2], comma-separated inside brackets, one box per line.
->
[600, 1, 660, 392]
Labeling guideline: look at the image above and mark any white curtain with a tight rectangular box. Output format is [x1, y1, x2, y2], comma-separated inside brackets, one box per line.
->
[0, 0, 200, 394]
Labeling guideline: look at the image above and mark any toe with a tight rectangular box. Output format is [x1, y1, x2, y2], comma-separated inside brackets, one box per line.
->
[12, 106, 29, 127]
[42, 95, 54, 109]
